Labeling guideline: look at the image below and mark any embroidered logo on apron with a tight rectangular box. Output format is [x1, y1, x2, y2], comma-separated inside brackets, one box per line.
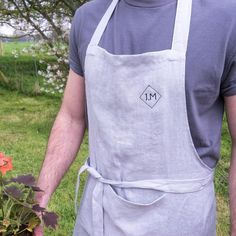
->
[140, 85, 161, 108]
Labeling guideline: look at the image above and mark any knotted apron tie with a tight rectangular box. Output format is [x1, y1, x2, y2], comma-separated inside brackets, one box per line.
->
[75, 156, 214, 236]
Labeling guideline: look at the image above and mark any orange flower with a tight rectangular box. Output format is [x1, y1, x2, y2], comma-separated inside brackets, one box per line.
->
[0, 152, 13, 175]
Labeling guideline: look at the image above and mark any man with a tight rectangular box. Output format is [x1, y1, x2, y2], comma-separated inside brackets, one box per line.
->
[35, 0, 236, 235]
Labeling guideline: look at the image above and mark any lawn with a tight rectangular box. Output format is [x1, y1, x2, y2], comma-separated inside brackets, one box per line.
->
[0, 86, 89, 235]
[0, 42, 232, 235]
[0, 41, 56, 95]
[2, 41, 32, 56]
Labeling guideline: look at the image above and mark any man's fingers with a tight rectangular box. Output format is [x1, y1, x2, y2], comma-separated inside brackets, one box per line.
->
[34, 225, 43, 236]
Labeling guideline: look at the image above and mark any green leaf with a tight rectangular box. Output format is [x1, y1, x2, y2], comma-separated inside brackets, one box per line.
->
[5, 186, 23, 199]
[42, 211, 58, 229]
[27, 217, 41, 232]
[2, 218, 10, 227]
[0, 226, 7, 233]
[10, 175, 36, 187]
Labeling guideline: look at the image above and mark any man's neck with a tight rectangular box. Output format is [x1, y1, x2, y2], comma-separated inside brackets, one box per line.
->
[124, 0, 176, 8]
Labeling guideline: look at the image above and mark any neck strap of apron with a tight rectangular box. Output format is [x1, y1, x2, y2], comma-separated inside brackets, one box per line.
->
[89, 0, 192, 53]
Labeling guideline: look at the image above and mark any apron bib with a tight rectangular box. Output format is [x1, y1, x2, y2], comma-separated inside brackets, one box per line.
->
[73, 0, 216, 235]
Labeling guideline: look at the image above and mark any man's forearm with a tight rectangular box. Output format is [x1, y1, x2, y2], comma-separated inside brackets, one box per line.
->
[35, 109, 86, 208]
[229, 143, 236, 235]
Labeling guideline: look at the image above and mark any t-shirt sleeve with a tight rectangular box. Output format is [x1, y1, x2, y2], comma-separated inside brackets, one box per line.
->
[68, 8, 84, 77]
[221, 55, 236, 97]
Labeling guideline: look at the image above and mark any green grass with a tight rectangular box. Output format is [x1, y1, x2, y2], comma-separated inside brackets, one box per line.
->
[0, 42, 56, 95]
[2, 41, 33, 56]
[0, 86, 89, 235]
[0, 41, 233, 235]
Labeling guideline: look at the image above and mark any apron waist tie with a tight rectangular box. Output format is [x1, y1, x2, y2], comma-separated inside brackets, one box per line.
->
[74, 156, 214, 235]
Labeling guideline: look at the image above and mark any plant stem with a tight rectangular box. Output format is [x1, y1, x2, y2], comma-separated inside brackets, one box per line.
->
[5, 201, 14, 219]
[34, 56, 38, 77]
[18, 207, 26, 224]
[0, 173, 4, 218]
[3, 188, 35, 214]
[16, 227, 28, 235]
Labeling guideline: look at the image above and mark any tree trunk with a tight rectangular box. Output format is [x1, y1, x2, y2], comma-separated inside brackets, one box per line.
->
[0, 40, 4, 56]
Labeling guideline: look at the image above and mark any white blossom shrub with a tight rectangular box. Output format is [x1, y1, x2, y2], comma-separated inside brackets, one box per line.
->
[18, 39, 69, 95]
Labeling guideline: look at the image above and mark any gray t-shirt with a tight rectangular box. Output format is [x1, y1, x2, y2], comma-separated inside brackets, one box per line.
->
[69, 0, 236, 168]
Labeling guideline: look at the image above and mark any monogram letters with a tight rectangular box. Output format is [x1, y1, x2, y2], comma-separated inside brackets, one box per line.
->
[140, 85, 161, 108]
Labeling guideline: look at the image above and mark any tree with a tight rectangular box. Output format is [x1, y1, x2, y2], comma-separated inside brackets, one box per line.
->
[0, 40, 3, 55]
[0, 0, 86, 44]
[0, 0, 87, 95]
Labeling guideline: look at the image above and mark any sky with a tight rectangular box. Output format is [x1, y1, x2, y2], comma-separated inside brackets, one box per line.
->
[0, 24, 14, 36]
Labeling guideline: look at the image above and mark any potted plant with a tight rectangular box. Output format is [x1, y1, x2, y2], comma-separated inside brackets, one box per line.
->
[0, 152, 58, 235]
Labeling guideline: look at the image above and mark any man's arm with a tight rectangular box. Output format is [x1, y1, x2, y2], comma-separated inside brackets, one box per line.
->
[35, 69, 86, 208]
[225, 95, 236, 235]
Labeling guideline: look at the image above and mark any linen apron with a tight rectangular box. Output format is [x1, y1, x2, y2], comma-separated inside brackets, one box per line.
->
[73, 0, 216, 235]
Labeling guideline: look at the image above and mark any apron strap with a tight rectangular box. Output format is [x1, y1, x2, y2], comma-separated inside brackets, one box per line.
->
[92, 181, 104, 236]
[75, 156, 214, 215]
[78, 157, 214, 194]
[89, 0, 193, 53]
[171, 0, 193, 52]
[74, 156, 90, 215]
[89, 0, 119, 46]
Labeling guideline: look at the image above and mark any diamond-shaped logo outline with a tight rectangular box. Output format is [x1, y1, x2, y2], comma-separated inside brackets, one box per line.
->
[139, 85, 161, 109]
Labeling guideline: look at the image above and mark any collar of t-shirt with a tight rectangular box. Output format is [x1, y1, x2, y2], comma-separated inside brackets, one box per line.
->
[124, 0, 176, 8]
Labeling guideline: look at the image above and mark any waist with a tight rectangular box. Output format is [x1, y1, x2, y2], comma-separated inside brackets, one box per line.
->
[79, 156, 214, 194]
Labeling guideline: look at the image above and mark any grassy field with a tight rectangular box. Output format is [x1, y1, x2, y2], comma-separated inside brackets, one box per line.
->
[0, 86, 89, 235]
[2, 41, 32, 56]
[0, 41, 55, 96]
[0, 42, 232, 235]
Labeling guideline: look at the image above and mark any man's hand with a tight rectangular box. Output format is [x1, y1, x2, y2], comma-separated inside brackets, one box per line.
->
[35, 69, 86, 227]
[34, 225, 43, 236]
[224, 95, 236, 236]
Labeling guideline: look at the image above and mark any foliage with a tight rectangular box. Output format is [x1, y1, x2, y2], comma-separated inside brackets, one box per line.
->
[0, 152, 58, 235]
[20, 41, 69, 95]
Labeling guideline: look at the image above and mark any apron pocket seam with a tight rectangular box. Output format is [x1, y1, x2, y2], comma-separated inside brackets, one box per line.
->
[106, 183, 167, 208]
